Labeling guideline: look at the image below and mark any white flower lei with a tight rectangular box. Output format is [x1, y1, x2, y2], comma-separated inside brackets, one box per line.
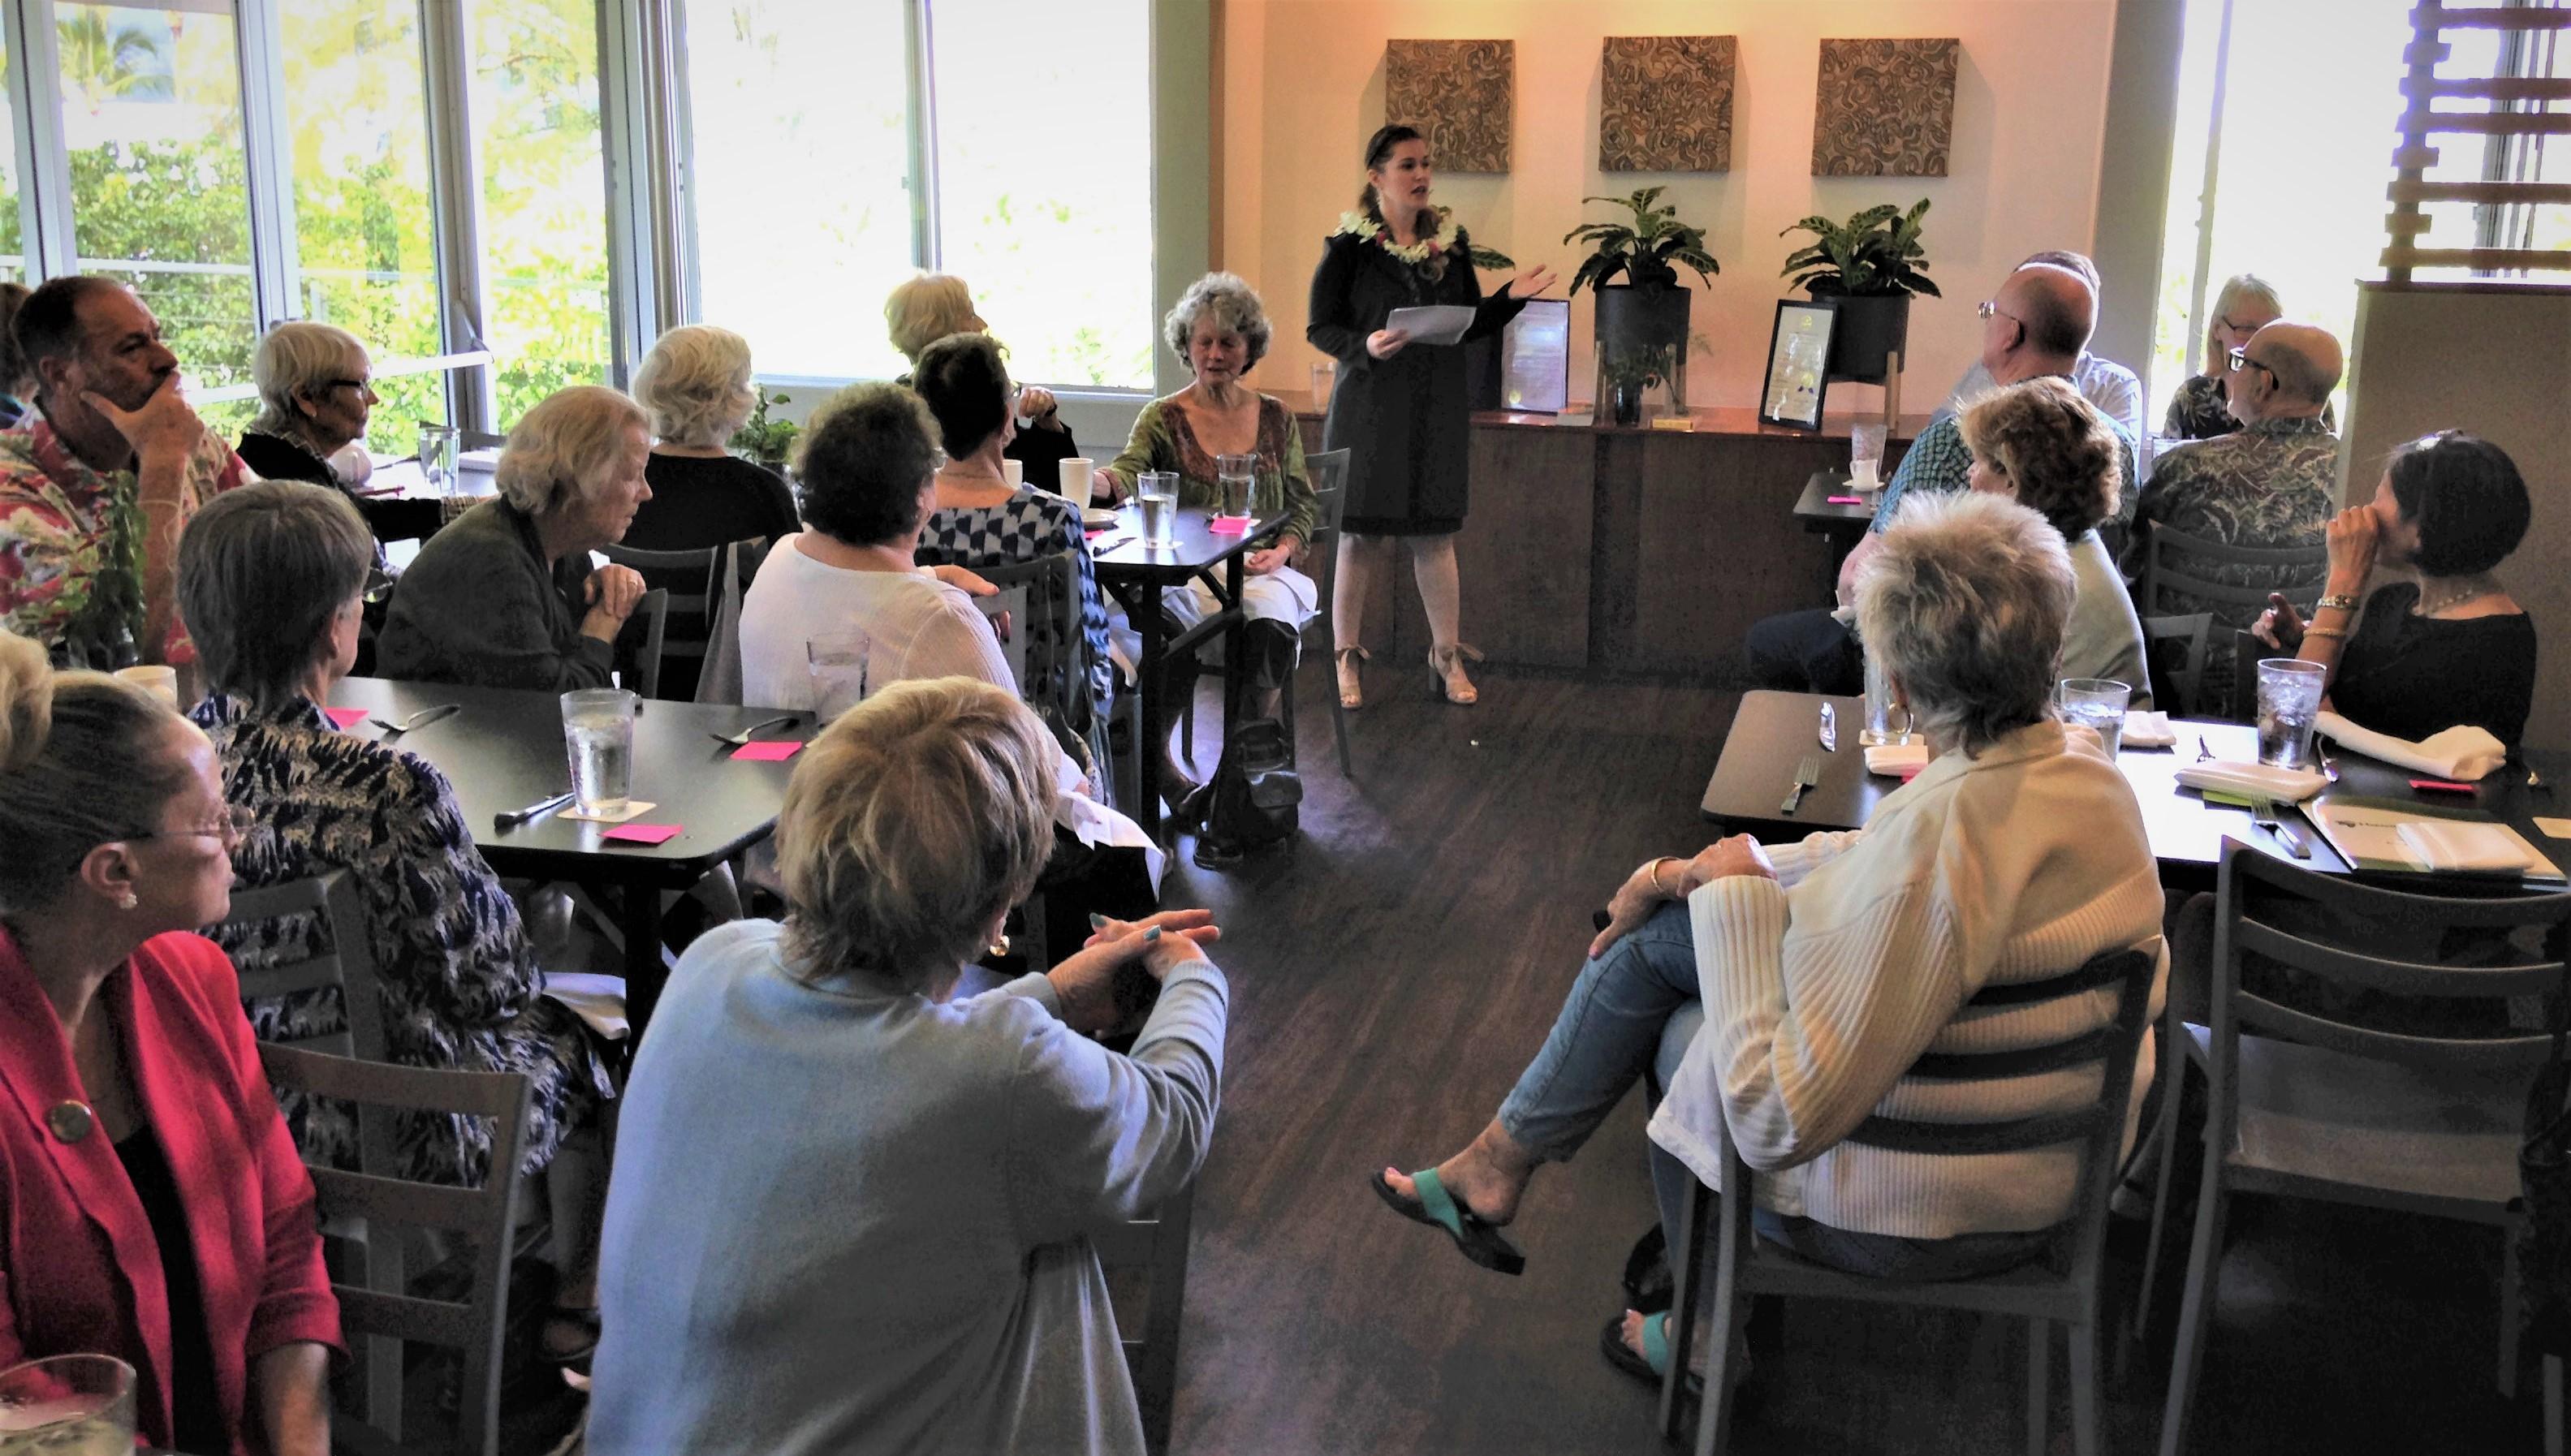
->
[1336, 205, 1460, 265]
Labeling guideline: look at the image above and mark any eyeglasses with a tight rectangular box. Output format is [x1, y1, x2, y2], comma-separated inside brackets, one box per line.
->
[121, 803, 255, 850]
[1977, 299, 2022, 327]
[322, 377, 373, 396]
[361, 567, 396, 605]
[2225, 347, 2278, 386]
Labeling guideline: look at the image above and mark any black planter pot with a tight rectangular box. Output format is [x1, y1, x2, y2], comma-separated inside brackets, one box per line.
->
[1608, 381, 1646, 427]
[1819, 292, 1911, 382]
[1593, 282, 1693, 410]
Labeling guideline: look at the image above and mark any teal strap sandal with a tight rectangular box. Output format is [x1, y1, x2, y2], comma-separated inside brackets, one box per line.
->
[1368, 1166, 1527, 1276]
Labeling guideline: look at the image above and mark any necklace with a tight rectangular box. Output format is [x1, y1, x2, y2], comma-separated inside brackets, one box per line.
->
[2413, 573, 2497, 618]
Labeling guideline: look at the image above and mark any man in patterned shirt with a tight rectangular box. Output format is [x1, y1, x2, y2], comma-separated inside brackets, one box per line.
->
[2128, 320, 2342, 706]
[0, 275, 247, 669]
[1746, 263, 2134, 694]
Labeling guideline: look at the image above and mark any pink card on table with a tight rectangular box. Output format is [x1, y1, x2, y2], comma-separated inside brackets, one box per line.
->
[1827, 495, 1865, 506]
[323, 707, 372, 729]
[730, 740, 804, 762]
[1207, 515, 1255, 535]
[602, 823, 682, 846]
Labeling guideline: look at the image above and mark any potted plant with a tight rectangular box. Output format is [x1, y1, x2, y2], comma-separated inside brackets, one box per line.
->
[1779, 199, 1939, 382]
[1565, 187, 1718, 408]
[1600, 345, 1672, 427]
[728, 390, 799, 472]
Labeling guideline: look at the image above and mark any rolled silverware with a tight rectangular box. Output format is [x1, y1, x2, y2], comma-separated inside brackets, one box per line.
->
[494, 790, 575, 832]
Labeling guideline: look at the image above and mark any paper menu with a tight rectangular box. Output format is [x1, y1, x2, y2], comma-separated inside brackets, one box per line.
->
[2305, 797, 2565, 881]
[1383, 305, 1477, 347]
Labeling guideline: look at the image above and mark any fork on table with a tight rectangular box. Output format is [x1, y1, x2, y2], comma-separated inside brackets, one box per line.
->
[1781, 754, 1823, 815]
[710, 714, 801, 747]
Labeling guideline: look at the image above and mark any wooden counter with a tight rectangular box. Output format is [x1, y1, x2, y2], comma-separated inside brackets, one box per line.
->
[1287, 394, 1924, 683]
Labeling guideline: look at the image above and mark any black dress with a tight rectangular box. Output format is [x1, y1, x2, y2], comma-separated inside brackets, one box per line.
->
[2331, 582, 2538, 747]
[1308, 228, 1524, 536]
[235, 429, 426, 559]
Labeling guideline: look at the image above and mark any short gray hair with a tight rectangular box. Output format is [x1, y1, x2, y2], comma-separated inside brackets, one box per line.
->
[179, 482, 375, 713]
[776, 677, 1056, 991]
[250, 321, 367, 437]
[494, 385, 650, 515]
[632, 324, 757, 448]
[1854, 492, 2073, 758]
[1163, 271, 1271, 368]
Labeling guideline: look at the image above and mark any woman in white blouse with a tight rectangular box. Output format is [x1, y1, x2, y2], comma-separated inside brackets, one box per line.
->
[1373, 492, 2165, 1383]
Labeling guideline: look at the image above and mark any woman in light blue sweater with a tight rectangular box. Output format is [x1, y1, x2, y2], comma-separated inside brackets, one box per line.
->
[589, 678, 1229, 1456]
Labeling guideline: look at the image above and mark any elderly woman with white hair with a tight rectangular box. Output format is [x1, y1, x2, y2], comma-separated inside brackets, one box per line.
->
[884, 271, 1081, 489]
[376, 386, 652, 690]
[624, 323, 798, 554]
[1374, 491, 2163, 1386]
[589, 677, 1228, 1456]
[236, 320, 419, 562]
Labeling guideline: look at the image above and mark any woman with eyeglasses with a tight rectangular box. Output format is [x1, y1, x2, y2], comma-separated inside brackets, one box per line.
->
[236, 321, 408, 553]
[0, 625, 340, 1456]
[178, 480, 619, 1371]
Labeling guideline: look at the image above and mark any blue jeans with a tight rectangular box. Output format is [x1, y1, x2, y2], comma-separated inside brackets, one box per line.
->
[1498, 901, 2051, 1284]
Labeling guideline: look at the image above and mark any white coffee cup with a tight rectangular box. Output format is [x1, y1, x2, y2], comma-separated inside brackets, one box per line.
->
[1058, 457, 1094, 504]
[114, 664, 179, 707]
[1003, 459, 1024, 489]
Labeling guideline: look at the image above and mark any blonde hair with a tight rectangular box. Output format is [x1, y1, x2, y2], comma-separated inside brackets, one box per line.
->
[632, 324, 757, 448]
[251, 321, 369, 437]
[885, 274, 981, 364]
[1854, 493, 2073, 758]
[2205, 273, 2284, 366]
[1956, 377, 2121, 541]
[0, 629, 188, 915]
[775, 677, 1055, 989]
[494, 385, 650, 515]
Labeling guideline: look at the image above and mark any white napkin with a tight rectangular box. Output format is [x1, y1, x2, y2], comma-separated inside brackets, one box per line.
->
[2315, 712, 2508, 782]
[541, 973, 629, 1041]
[2396, 820, 2535, 874]
[2175, 760, 2330, 803]
[1865, 743, 1930, 777]
[2122, 710, 2176, 747]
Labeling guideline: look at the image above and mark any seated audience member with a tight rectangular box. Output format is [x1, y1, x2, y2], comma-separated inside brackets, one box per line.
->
[178, 480, 615, 1368]
[2129, 320, 2343, 704]
[236, 321, 400, 571]
[1097, 272, 1319, 780]
[589, 678, 1227, 1456]
[376, 385, 652, 690]
[624, 323, 799, 553]
[1929, 251, 2144, 440]
[0, 276, 248, 669]
[2256, 430, 2535, 746]
[885, 271, 1081, 491]
[1745, 262, 2135, 696]
[910, 330, 1115, 726]
[0, 627, 338, 1454]
[2165, 274, 2327, 442]
[1374, 492, 2163, 1387]
[1961, 378, 2150, 706]
[0, 281, 32, 429]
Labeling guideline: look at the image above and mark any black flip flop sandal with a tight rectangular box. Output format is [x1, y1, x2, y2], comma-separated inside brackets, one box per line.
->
[1598, 1312, 1706, 1394]
[1368, 1166, 1526, 1276]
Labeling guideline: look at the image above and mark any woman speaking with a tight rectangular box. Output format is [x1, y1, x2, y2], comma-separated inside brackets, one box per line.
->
[1309, 124, 1554, 709]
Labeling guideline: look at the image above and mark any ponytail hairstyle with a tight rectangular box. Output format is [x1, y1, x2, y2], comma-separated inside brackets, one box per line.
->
[0, 629, 188, 918]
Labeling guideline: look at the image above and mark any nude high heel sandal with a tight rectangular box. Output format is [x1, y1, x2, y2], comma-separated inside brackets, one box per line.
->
[1336, 646, 1370, 710]
[1428, 644, 1483, 706]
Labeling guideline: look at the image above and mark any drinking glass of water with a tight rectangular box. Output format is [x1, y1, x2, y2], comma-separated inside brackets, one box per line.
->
[0, 1355, 136, 1456]
[2056, 678, 2132, 756]
[805, 633, 872, 722]
[1849, 421, 1888, 492]
[1860, 651, 1911, 745]
[2254, 658, 2327, 770]
[418, 424, 462, 498]
[1138, 471, 1180, 546]
[1215, 453, 1257, 519]
[559, 688, 638, 817]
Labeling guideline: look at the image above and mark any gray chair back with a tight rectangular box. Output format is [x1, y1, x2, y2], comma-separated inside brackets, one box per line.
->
[260, 1045, 532, 1456]
[225, 869, 387, 1064]
[2142, 612, 2212, 719]
[1298, 447, 1354, 776]
[971, 551, 1115, 807]
[1092, 1183, 1199, 1456]
[629, 588, 669, 700]
[2138, 523, 2328, 618]
[603, 539, 773, 700]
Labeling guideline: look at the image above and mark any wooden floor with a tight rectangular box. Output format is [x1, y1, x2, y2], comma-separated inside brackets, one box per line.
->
[1149, 659, 2547, 1456]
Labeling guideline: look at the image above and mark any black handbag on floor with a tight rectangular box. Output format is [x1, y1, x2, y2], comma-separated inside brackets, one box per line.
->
[1193, 716, 1300, 868]
[2516, 986, 2571, 1359]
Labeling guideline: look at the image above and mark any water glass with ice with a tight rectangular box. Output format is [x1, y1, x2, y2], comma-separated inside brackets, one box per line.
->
[1216, 453, 1257, 519]
[1138, 471, 1180, 545]
[1310, 360, 1336, 408]
[2056, 678, 2132, 756]
[559, 688, 637, 817]
[1849, 421, 1888, 491]
[0, 1355, 136, 1456]
[2255, 658, 2327, 771]
[418, 424, 461, 498]
[1861, 652, 1912, 745]
[805, 633, 872, 722]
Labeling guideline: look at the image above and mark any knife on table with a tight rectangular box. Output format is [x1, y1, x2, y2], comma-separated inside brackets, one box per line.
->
[1818, 702, 1838, 754]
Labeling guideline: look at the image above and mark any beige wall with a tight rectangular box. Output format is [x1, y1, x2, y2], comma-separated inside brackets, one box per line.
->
[1218, 0, 2121, 411]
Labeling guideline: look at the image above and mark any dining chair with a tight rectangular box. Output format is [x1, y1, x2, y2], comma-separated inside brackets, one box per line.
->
[602, 537, 773, 702]
[2141, 613, 2212, 720]
[1093, 1182, 1200, 1456]
[223, 869, 387, 1062]
[628, 588, 669, 700]
[2135, 524, 2326, 715]
[258, 1045, 533, 1456]
[2143, 843, 2571, 1455]
[1658, 945, 2161, 1456]
[972, 550, 1118, 810]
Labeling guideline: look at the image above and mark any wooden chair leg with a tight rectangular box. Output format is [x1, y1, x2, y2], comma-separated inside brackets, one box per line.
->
[2546, 1353, 2563, 1456]
[1696, 1187, 1749, 1456]
[2069, 1317, 2103, 1456]
[1132, 1187, 1197, 1456]
[2158, 1160, 2232, 1456]
[1659, 1179, 1706, 1442]
[2504, 1226, 2524, 1398]
[2026, 1317, 2051, 1456]
[2134, 1018, 2190, 1341]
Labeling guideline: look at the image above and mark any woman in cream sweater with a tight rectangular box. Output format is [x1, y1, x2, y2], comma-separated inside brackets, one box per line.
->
[1373, 492, 2166, 1378]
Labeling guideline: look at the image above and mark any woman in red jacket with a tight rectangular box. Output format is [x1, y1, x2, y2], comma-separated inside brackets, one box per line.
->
[0, 627, 339, 1455]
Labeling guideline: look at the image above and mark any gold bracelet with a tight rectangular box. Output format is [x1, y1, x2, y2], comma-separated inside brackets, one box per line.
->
[1647, 857, 1678, 898]
[2302, 624, 2348, 640]
[2315, 593, 2358, 613]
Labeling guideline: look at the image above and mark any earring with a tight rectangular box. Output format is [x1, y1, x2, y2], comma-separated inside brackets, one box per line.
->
[986, 933, 1012, 958]
[115, 891, 138, 911]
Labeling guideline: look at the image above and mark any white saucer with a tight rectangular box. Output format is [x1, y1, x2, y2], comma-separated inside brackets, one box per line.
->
[1082, 507, 1119, 528]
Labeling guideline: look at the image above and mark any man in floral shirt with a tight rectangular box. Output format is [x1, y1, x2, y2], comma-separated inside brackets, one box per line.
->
[0, 276, 248, 667]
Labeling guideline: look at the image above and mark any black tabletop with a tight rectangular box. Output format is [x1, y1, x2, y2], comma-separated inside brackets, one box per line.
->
[1089, 504, 1286, 583]
[1791, 469, 1879, 534]
[327, 676, 812, 885]
[1700, 690, 2570, 888]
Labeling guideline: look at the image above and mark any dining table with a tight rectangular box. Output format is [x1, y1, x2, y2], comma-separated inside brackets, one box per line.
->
[1087, 502, 1288, 842]
[1700, 689, 2569, 893]
[1790, 469, 1880, 591]
[326, 675, 817, 1037]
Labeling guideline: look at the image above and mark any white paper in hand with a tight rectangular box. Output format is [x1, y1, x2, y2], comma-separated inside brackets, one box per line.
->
[1383, 304, 1477, 347]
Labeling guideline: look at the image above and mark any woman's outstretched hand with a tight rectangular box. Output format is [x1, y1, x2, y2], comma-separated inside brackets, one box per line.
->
[1049, 909, 1221, 1035]
[1505, 264, 1559, 300]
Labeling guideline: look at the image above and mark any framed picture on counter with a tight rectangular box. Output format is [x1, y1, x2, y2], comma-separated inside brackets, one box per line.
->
[1759, 299, 1836, 431]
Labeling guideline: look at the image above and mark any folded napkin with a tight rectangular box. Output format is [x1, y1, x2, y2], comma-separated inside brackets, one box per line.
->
[2316, 712, 2508, 782]
[541, 972, 628, 1041]
[1865, 743, 1930, 778]
[2122, 710, 2176, 748]
[2396, 820, 2535, 874]
[2175, 760, 2329, 803]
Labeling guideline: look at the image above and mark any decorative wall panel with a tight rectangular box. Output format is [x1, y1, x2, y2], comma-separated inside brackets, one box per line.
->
[1811, 38, 1960, 177]
[1599, 36, 1736, 172]
[1385, 39, 1514, 173]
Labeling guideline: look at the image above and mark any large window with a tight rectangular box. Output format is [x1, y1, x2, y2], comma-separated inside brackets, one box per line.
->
[683, 0, 1158, 390]
[472, 0, 610, 420]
